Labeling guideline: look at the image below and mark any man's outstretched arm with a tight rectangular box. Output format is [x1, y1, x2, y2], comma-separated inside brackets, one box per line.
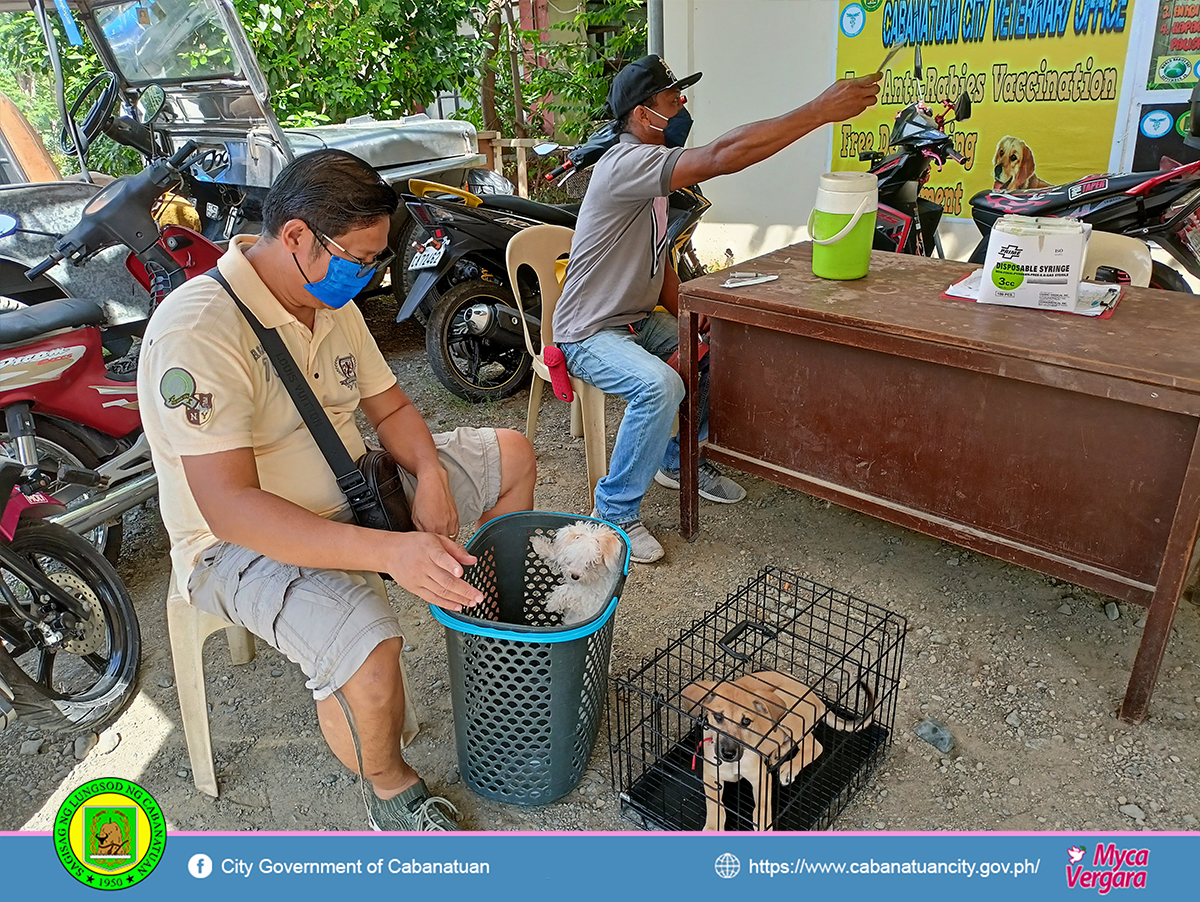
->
[670, 74, 882, 190]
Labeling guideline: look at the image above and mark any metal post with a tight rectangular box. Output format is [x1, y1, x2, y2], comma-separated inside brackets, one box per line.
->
[648, 0, 664, 57]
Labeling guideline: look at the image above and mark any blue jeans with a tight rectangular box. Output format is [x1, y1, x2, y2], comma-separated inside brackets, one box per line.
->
[560, 311, 709, 525]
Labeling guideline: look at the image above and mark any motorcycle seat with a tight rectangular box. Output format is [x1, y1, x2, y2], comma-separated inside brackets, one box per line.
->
[969, 171, 1164, 218]
[478, 195, 581, 228]
[0, 298, 105, 347]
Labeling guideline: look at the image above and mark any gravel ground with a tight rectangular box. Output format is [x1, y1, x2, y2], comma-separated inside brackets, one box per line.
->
[2, 294, 1198, 833]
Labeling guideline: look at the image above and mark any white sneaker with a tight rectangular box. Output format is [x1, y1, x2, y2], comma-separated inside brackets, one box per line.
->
[591, 509, 664, 563]
[655, 461, 747, 504]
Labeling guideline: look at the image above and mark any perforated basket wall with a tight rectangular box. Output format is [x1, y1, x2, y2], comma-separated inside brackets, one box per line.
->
[610, 567, 906, 831]
[433, 511, 628, 806]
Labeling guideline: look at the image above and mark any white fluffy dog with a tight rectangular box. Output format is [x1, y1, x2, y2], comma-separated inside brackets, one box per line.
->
[530, 521, 624, 625]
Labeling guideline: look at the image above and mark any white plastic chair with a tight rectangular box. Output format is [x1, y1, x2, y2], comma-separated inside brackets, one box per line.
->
[1082, 232, 1152, 287]
[165, 569, 420, 797]
[506, 225, 610, 502]
[165, 571, 256, 798]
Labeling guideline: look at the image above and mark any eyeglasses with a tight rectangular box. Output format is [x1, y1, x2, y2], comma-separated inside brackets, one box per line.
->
[308, 225, 396, 278]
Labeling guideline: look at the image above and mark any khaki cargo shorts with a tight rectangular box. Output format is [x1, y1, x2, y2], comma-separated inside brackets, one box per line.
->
[186, 427, 501, 702]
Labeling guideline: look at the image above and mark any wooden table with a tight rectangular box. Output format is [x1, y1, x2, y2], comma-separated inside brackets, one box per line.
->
[677, 244, 1200, 724]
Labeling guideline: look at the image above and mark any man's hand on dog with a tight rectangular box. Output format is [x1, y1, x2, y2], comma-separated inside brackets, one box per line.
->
[386, 533, 482, 612]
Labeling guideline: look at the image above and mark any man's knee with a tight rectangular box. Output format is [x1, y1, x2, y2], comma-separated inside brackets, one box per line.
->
[644, 366, 686, 410]
[496, 427, 536, 486]
[343, 637, 405, 706]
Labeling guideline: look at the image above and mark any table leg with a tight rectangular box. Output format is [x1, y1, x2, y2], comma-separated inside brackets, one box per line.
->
[1120, 429, 1200, 723]
[679, 309, 699, 541]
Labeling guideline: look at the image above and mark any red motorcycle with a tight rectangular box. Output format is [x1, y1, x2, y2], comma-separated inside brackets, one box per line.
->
[0, 453, 139, 734]
[1, 140, 220, 562]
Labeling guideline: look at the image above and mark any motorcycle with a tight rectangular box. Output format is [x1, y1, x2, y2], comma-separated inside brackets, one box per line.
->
[399, 180, 581, 402]
[967, 161, 1200, 293]
[0, 454, 139, 734]
[401, 122, 710, 402]
[2, 127, 220, 563]
[858, 45, 972, 257]
[394, 167, 517, 308]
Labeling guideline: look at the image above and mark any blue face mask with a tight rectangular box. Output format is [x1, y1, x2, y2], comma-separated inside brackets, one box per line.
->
[647, 105, 693, 148]
[293, 241, 375, 310]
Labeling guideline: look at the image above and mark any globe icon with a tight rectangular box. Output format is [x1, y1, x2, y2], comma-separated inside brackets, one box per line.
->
[714, 852, 741, 879]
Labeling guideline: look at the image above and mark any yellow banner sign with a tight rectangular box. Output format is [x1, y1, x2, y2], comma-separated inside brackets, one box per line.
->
[833, 0, 1136, 216]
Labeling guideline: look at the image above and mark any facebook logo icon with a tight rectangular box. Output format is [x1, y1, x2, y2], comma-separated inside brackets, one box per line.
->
[188, 854, 213, 879]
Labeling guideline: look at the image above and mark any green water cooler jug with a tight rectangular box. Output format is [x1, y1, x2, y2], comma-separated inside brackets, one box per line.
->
[808, 171, 878, 280]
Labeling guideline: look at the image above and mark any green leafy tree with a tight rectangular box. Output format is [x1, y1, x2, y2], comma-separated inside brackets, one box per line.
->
[523, 0, 646, 139]
[233, 0, 482, 127]
[0, 1, 481, 173]
[458, 0, 646, 142]
[0, 11, 140, 175]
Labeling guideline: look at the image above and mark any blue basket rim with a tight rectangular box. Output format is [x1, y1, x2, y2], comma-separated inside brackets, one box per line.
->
[430, 594, 618, 642]
[464, 510, 631, 572]
[428, 510, 630, 642]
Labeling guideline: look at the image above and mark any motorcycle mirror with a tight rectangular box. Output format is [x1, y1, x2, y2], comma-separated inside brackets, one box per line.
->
[914, 45, 923, 82]
[533, 142, 560, 156]
[954, 91, 972, 122]
[0, 213, 16, 239]
[136, 84, 166, 124]
[1186, 82, 1200, 150]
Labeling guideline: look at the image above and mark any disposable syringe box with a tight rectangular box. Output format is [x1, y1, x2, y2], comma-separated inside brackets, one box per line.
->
[979, 215, 1090, 311]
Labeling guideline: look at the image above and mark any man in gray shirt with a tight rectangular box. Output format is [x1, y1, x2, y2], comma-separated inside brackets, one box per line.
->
[555, 55, 880, 562]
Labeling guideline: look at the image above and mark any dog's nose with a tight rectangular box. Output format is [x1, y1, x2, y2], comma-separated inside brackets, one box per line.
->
[994, 165, 1004, 180]
[718, 740, 742, 762]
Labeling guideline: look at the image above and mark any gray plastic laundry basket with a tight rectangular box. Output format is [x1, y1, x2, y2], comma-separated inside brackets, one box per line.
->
[428, 511, 630, 806]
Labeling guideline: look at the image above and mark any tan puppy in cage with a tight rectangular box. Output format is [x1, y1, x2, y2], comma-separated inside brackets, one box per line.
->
[681, 670, 874, 831]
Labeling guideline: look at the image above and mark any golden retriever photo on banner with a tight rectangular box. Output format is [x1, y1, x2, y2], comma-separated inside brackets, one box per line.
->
[993, 135, 1051, 191]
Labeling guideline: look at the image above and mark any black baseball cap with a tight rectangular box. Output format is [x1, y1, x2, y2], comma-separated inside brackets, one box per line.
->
[606, 55, 702, 119]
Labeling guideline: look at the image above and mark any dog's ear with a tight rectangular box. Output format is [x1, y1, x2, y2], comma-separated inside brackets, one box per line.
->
[1016, 140, 1036, 190]
[681, 680, 717, 714]
[993, 136, 1013, 166]
[598, 528, 624, 573]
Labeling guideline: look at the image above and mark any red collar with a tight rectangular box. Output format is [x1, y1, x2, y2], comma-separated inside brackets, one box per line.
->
[691, 736, 712, 770]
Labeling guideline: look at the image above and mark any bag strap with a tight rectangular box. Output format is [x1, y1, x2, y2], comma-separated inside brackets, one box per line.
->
[205, 268, 382, 524]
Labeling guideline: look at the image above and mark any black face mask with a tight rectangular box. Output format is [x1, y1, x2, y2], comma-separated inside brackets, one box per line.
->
[647, 106, 693, 148]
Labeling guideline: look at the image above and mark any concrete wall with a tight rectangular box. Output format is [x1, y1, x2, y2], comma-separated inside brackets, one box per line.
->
[663, 0, 840, 267]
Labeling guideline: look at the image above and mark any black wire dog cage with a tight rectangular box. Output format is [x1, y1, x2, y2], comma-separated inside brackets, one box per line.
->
[610, 567, 906, 831]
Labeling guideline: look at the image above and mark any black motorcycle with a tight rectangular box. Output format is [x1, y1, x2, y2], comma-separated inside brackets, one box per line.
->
[968, 161, 1200, 293]
[859, 45, 972, 256]
[400, 122, 710, 402]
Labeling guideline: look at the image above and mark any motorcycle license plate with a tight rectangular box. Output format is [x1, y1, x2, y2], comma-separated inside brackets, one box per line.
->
[408, 239, 448, 271]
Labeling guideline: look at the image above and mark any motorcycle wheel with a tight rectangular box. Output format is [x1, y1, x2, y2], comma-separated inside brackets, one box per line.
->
[5, 420, 125, 564]
[1149, 262, 1193, 293]
[396, 220, 431, 326]
[0, 518, 139, 733]
[426, 281, 532, 403]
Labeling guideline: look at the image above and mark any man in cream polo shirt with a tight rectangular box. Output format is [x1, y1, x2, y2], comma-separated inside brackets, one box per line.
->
[138, 150, 535, 831]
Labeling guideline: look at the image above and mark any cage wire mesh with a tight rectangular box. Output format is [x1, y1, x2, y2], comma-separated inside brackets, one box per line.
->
[437, 512, 626, 806]
[610, 567, 906, 831]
